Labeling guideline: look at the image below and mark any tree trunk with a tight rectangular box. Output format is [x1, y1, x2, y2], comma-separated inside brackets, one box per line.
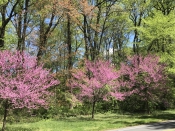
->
[37, 18, 46, 61]
[67, 14, 72, 71]
[0, 28, 5, 48]
[0, 3, 7, 48]
[67, 14, 74, 109]
[16, 0, 29, 51]
[133, 29, 139, 55]
[83, 15, 89, 60]
[2, 100, 9, 131]
[17, 13, 22, 50]
[91, 97, 96, 119]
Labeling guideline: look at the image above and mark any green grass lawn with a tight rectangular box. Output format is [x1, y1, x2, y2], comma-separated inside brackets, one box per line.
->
[3, 110, 175, 131]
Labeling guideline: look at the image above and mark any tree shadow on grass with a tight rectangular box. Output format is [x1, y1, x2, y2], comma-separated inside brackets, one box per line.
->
[112, 120, 134, 125]
[112, 120, 157, 125]
[139, 113, 175, 120]
[131, 112, 175, 130]
[132, 120, 157, 125]
[130, 112, 175, 128]
[109, 111, 175, 128]
[58, 116, 93, 122]
[6, 127, 38, 131]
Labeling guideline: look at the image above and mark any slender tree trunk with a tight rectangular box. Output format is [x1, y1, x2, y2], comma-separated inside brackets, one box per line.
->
[133, 29, 139, 55]
[67, 14, 74, 109]
[37, 18, 46, 61]
[0, 27, 5, 48]
[17, 13, 22, 50]
[17, 0, 29, 51]
[83, 15, 89, 60]
[2, 100, 9, 131]
[67, 14, 72, 71]
[0, 3, 7, 48]
[92, 96, 96, 119]
[92, 3, 101, 60]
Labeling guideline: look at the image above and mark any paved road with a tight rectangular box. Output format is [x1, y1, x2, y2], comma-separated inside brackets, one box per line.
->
[107, 120, 175, 131]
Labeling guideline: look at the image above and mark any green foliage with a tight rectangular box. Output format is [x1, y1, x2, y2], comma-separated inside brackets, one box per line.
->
[119, 82, 175, 113]
[0, 0, 8, 6]
[160, 51, 175, 74]
[4, 24, 18, 49]
[0, 21, 18, 50]
[137, 10, 175, 52]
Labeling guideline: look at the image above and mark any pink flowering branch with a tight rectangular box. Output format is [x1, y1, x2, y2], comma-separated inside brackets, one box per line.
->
[69, 59, 123, 118]
[0, 50, 60, 131]
[116, 55, 168, 112]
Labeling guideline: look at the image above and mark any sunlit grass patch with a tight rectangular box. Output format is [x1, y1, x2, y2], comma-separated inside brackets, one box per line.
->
[2, 110, 175, 131]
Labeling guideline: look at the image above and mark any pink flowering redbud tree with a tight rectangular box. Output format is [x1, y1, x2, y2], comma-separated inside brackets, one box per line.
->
[117, 55, 168, 113]
[0, 50, 59, 131]
[69, 60, 124, 118]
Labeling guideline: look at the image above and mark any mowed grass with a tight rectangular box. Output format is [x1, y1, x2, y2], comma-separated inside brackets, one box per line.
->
[3, 110, 175, 131]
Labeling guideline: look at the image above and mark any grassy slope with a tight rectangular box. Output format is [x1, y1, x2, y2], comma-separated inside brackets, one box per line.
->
[3, 110, 175, 131]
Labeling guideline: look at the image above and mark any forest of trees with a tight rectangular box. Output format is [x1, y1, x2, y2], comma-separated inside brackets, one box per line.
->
[1, 0, 175, 121]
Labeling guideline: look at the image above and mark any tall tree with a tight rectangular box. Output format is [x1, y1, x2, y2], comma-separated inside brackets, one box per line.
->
[101, 3, 131, 63]
[81, 0, 118, 60]
[122, 0, 151, 54]
[34, 0, 62, 61]
[12, 0, 30, 51]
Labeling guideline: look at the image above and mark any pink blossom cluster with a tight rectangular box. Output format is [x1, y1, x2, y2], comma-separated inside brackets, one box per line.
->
[69, 59, 124, 101]
[118, 55, 168, 101]
[69, 55, 168, 103]
[0, 50, 59, 109]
